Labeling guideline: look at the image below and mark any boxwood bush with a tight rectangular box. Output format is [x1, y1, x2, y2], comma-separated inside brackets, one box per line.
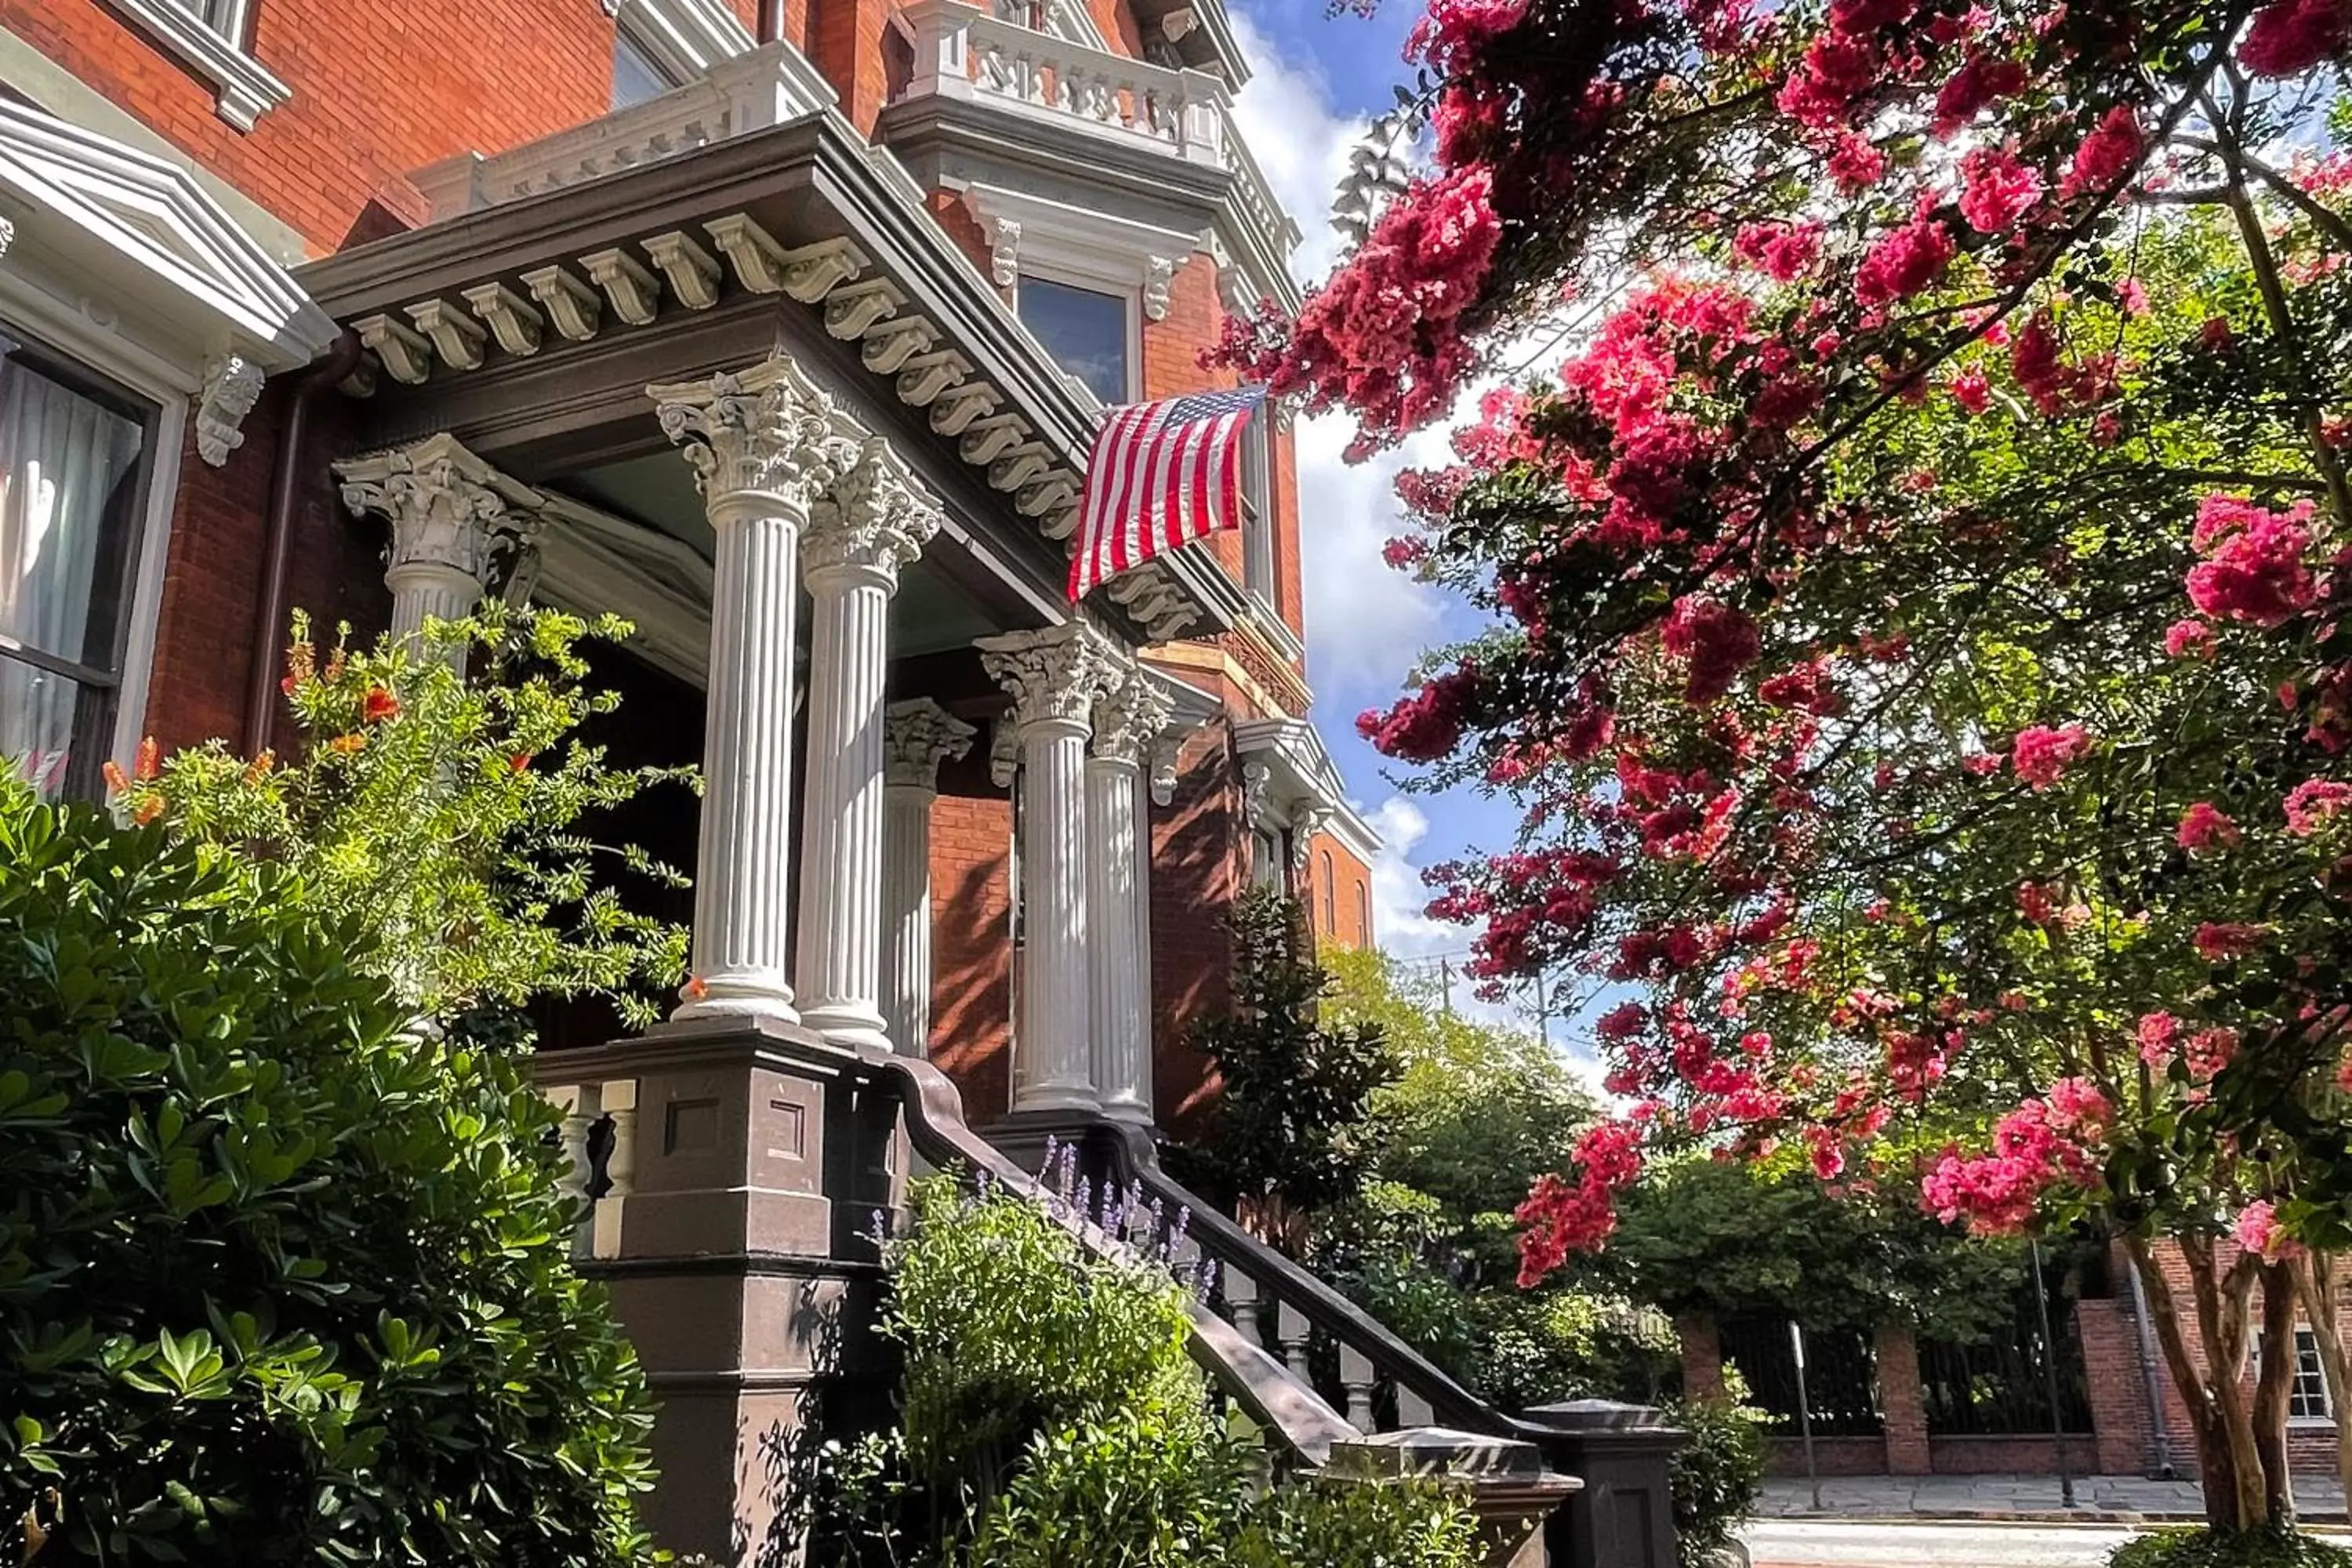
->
[0, 780, 655, 1566]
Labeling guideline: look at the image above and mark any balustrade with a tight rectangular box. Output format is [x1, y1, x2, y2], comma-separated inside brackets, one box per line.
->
[541, 1073, 638, 1261]
[898, 0, 1227, 167]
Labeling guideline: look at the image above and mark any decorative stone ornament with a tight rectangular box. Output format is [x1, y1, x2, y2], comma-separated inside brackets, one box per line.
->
[649, 353, 855, 521]
[978, 622, 1126, 731]
[335, 433, 543, 663]
[1290, 804, 1333, 870]
[1091, 670, 1175, 766]
[194, 354, 266, 467]
[886, 698, 978, 790]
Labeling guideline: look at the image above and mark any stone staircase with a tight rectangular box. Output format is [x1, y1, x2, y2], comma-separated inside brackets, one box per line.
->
[537, 1022, 1679, 1567]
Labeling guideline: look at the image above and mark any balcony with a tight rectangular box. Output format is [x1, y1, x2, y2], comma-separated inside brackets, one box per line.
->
[895, 0, 1230, 168]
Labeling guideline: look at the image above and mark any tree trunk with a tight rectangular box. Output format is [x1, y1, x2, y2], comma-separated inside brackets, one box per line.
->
[2128, 1232, 2274, 1531]
[2253, 1261, 2299, 1526]
[2296, 1251, 2352, 1515]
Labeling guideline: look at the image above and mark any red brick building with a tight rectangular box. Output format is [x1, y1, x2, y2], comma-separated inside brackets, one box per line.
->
[0, 0, 1377, 1138]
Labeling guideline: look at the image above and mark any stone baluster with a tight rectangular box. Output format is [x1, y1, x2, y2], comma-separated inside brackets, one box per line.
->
[1339, 1344, 1377, 1432]
[1276, 1298, 1312, 1383]
[1087, 670, 1170, 1125]
[336, 432, 541, 676]
[549, 1080, 604, 1260]
[650, 354, 853, 1023]
[794, 439, 943, 1054]
[978, 624, 1123, 1115]
[882, 699, 977, 1058]
[1224, 1270, 1262, 1346]
[590, 1080, 638, 1261]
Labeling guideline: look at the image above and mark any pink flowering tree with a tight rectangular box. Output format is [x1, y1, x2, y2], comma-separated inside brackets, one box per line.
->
[1225, 0, 2352, 1534]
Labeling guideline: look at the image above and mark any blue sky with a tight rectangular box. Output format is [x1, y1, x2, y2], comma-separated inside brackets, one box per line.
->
[1223, 3, 1533, 973]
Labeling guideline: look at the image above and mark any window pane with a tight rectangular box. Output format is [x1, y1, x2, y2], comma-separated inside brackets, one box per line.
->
[1018, 278, 1130, 405]
[0, 348, 145, 669]
[612, 29, 677, 110]
[2, 652, 102, 798]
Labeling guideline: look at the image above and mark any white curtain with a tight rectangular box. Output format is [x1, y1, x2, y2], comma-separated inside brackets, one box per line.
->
[0, 354, 145, 795]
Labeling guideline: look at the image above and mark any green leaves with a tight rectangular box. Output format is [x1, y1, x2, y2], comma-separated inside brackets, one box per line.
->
[0, 779, 655, 1566]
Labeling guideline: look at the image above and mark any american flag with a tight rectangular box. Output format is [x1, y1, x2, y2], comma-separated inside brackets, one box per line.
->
[1068, 385, 1268, 603]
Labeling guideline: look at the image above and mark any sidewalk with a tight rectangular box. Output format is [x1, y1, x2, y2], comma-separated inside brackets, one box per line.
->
[1757, 1473, 2350, 1524]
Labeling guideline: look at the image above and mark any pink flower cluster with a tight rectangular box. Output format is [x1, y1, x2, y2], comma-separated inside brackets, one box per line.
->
[1660, 594, 1763, 705]
[1733, 221, 1826, 282]
[2176, 801, 2241, 852]
[1958, 147, 2045, 234]
[1919, 1083, 2109, 1233]
[1933, 53, 2028, 136]
[2060, 105, 2143, 199]
[1515, 1120, 1646, 1285]
[2012, 723, 2093, 788]
[1357, 666, 1479, 762]
[2239, 0, 2352, 77]
[2286, 779, 2352, 835]
[1854, 218, 1958, 309]
[2185, 495, 2318, 630]
[2234, 1200, 2305, 1263]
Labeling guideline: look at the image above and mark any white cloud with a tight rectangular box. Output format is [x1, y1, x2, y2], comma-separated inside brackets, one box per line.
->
[1226, 9, 1458, 706]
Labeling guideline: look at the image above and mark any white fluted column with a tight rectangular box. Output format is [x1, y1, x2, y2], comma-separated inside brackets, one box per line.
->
[650, 354, 854, 1024]
[979, 624, 1123, 1114]
[793, 439, 944, 1052]
[335, 432, 540, 676]
[882, 699, 976, 1058]
[1088, 671, 1172, 1124]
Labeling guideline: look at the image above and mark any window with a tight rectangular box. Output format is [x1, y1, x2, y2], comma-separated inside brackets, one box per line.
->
[0, 332, 154, 802]
[1250, 828, 1283, 891]
[1356, 881, 1371, 946]
[1319, 850, 1335, 933]
[2289, 1328, 2332, 1420]
[1018, 277, 1132, 405]
[2254, 1328, 2334, 1420]
[612, 25, 682, 109]
[1240, 415, 1275, 604]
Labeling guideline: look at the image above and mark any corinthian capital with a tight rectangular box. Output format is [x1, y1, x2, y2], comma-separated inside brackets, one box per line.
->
[648, 353, 856, 520]
[336, 433, 541, 586]
[885, 698, 978, 789]
[1091, 671, 1174, 766]
[804, 436, 945, 586]
[978, 624, 1127, 731]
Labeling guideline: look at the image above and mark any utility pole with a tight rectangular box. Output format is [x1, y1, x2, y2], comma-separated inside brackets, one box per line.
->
[1533, 967, 1552, 1049]
[1439, 958, 1455, 1018]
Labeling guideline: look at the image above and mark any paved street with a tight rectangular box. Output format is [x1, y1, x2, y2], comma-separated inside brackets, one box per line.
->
[1744, 1519, 2136, 1567]
[1757, 1472, 2349, 1521]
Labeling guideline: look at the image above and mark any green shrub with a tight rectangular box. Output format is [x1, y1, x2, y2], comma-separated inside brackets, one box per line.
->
[0, 782, 655, 1566]
[826, 1178, 1483, 1568]
[1664, 1380, 1770, 1559]
[2110, 1530, 2352, 1568]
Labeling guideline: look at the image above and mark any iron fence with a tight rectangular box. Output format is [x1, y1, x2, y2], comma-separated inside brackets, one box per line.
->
[1718, 1316, 1883, 1437]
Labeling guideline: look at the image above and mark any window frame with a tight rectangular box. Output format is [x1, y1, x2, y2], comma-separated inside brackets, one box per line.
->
[1356, 880, 1371, 946]
[1238, 412, 1276, 608]
[0, 326, 165, 802]
[1013, 268, 1142, 406]
[100, 0, 291, 131]
[1318, 849, 1335, 933]
[611, 24, 687, 109]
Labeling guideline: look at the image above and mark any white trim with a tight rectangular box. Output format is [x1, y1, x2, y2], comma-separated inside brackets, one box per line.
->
[957, 181, 1199, 322]
[111, 394, 185, 775]
[97, 0, 290, 132]
[605, 0, 757, 84]
[1232, 717, 1381, 858]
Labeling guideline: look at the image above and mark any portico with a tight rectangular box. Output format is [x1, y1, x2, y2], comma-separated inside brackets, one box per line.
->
[299, 79, 1237, 1119]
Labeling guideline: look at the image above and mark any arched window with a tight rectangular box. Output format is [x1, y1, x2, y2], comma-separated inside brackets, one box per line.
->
[1319, 850, 1335, 933]
[1356, 881, 1371, 946]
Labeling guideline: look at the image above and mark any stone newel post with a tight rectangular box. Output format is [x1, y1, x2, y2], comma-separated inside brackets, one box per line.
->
[335, 431, 539, 676]
[978, 624, 1123, 1116]
[881, 699, 976, 1058]
[649, 354, 851, 1025]
[1088, 670, 1171, 1123]
[793, 438, 943, 1052]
